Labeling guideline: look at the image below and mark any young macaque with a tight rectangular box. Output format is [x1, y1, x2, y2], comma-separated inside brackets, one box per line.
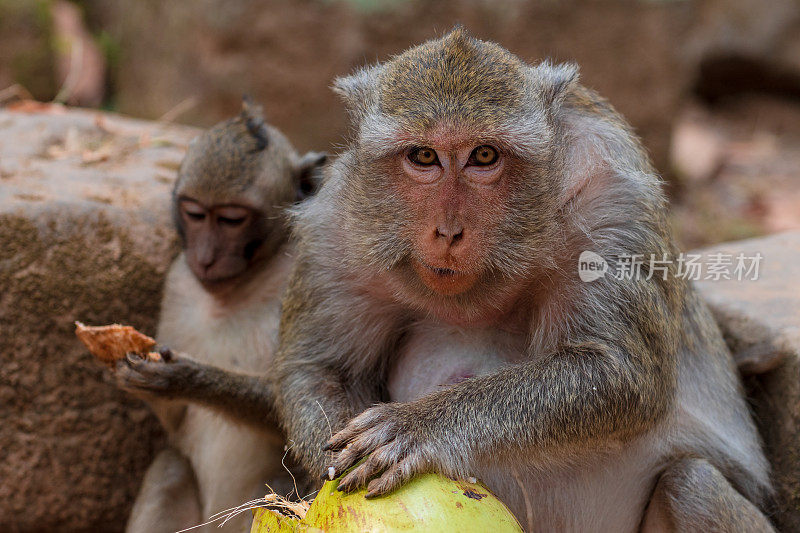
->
[272, 29, 775, 532]
[116, 98, 326, 533]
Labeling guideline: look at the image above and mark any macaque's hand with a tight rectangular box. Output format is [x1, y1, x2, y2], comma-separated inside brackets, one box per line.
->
[114, 347, 197, 397]
[324, 402, 441, 498]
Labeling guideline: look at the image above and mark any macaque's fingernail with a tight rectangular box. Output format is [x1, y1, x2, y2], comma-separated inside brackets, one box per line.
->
[322, 442, 332, 451]
[467, 476, 477, 484]
[327, 466, 336, 480]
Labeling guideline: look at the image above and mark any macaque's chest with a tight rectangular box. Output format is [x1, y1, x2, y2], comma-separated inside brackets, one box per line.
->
[157, 259, 280, 373]
[164, 298, 279, 372]
[388, 323, 527, 403]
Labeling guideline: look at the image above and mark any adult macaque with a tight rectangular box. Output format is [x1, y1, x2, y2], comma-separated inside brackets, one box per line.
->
[273, 29, 774, 532]
[118, 98, 326, 533]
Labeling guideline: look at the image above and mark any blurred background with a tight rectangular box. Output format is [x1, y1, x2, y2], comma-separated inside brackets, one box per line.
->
[2, 1, 800, 531]
[2, 0, 800, 248]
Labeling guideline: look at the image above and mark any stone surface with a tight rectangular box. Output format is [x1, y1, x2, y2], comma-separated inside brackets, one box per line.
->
[694, 231, 800, 532]
[0, 105, 197, 532]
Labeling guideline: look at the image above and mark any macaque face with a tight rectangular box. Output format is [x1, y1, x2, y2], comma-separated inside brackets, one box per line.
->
[177, 197, 267, 290]
[393, 137, 512, 297]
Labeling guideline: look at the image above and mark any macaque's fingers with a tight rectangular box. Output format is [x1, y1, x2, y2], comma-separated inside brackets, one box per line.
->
[324, 406, 390, 451]
[336, 443, 398, 492]
[324, 420, 370, 452]
[126, 352, 145, 365]
[114, 353, 179, 393]
[365, 455, 420, 498]
[328, 425, 391, 479]
[115, 360, 158, 392]
[323, 427, 358, 452]
[327, 444, 366, 479]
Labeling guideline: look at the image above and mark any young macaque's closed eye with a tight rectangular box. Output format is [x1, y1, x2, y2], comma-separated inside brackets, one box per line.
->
[215, 206, 250, 227]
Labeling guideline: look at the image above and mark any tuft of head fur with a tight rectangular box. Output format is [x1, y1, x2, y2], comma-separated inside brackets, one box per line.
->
[378, 27, 529, 128]
[241, 94, 270, 152]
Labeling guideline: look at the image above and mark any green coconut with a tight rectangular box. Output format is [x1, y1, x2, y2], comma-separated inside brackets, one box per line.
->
[251, 473, 522, 532]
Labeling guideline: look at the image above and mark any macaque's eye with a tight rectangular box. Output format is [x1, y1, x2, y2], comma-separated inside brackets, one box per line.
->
[216, 206, 250, 227]
[408, 147, 439, 166]
[469, 145, 499, 166]
[181, 201, 206, 221]
[218, 216, 246, 227]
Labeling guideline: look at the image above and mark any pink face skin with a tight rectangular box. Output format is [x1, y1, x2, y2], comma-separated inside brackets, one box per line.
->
[178, 197, 260, 290]
[396, 139, 507, 297]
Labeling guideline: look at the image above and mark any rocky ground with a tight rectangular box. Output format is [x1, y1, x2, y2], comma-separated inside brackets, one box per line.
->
[670, 97, 800, 249]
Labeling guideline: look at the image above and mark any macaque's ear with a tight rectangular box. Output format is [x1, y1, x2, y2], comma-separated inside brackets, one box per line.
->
[295, 151, 328, 200]
[532, 60, 579, 108]
[332, 64, 384, 121]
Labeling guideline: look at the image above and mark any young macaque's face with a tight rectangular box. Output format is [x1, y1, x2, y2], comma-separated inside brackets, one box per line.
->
[177, 197, 267, 290]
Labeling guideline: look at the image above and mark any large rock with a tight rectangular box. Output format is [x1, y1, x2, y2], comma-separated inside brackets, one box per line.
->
[0, 105, 197, 532]
[694, 231, 800, 532]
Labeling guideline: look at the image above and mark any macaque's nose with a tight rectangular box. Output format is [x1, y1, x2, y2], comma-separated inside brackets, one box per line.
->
[434, 223, 464, 247]
[196, 237, 217, 269]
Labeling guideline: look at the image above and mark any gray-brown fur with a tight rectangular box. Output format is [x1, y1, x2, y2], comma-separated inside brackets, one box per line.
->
[173, 98, 324, 264]
[274, 29, 772, 531]
[114, 98, 325, 532]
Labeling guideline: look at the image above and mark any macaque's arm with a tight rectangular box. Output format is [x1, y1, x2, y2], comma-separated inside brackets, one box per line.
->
[329, 302, 676, 497]
[116, 350, 279, 428]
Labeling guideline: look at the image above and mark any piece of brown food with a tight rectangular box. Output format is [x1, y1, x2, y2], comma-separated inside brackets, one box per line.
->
[75, 321, 159, 364]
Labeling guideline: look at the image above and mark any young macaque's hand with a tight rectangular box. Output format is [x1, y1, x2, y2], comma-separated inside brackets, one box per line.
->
[114, 347, 197, 397]
[324, 402, 440, 498]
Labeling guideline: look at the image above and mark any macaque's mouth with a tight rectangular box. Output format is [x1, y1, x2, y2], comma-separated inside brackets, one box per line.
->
[190, 265, 242, 290]
[419, 260, 463, 277]
[413, 259, 479, 296]
[428, 265, 459, 277]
